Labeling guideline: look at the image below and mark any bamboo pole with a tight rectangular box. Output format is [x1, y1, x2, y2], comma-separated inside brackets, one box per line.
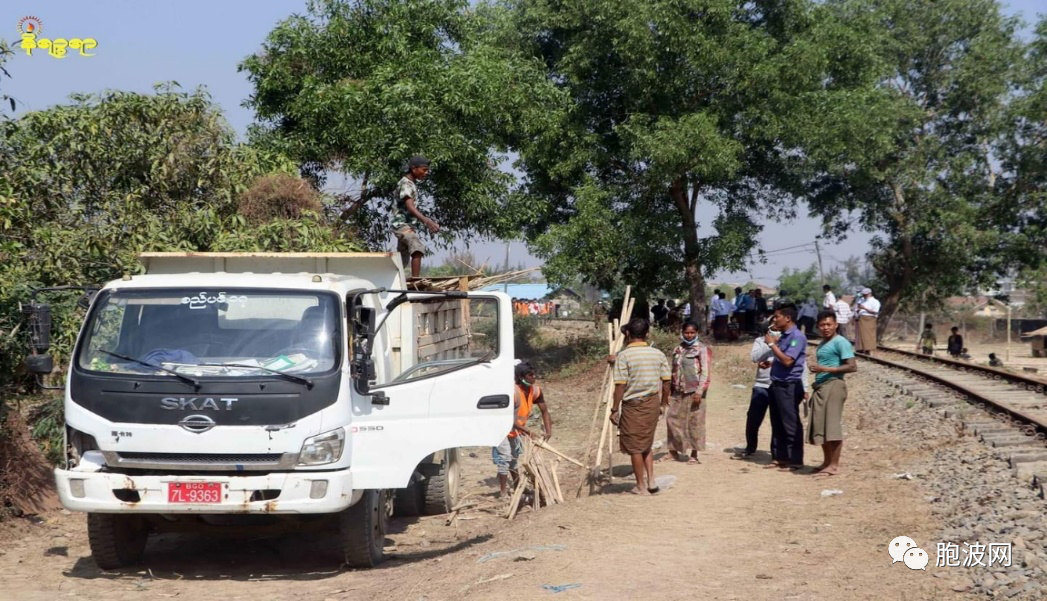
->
[533, 439, 587, 468]
[551, 459, 565, 503]
[536, 455, 558, 505]
[506, 471, 527, 520]
[576, 319, 619, 496]
[594, 296, 633, 464]
[593, 293, 635, 487]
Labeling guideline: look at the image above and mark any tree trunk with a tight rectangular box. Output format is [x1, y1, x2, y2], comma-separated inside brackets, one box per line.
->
[875, 182, 915, 341]
[669, 178, 707, 325]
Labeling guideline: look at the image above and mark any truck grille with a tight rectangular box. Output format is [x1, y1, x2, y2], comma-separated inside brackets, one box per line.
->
[101, 451, 298, 471]
[118, 452, 283, 463]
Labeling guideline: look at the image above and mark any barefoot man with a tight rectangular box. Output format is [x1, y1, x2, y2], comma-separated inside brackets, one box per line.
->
[808, 310, 857, 476]
[610, 318, 671, 495]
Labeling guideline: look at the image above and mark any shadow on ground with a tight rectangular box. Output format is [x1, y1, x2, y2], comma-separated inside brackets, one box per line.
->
[62, 520, 492, 582]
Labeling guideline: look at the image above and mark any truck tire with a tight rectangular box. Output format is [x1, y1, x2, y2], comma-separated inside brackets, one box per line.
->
[339, 490, 389, 568]
[422, 448, 460, 515]
[393, 474, 424, 517]
[87, 513, 148, 570]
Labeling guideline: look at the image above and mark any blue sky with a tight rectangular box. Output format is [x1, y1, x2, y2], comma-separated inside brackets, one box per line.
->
[2, 1, 1042, 286]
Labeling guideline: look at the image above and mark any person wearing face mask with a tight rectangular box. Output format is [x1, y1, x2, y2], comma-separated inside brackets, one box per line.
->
[667, 321, 712, 464]
[491, 361, 553, 497]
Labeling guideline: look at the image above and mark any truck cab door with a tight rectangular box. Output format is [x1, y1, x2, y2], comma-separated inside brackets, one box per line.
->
[349, 292, 513, 490]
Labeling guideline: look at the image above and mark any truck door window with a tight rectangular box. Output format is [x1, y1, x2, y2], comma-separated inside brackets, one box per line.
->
[375, 296, 499, 387]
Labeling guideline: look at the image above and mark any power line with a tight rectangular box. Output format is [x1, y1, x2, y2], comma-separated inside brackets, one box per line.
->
[761, 242, 816, 254]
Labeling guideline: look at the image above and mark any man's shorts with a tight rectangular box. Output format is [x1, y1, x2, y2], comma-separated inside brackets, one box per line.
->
[394, 227, 426, 266]
[491, 436, 522, 475]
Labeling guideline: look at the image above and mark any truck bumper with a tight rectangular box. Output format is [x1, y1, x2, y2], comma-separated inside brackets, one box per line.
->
[55, 468, 358, 514]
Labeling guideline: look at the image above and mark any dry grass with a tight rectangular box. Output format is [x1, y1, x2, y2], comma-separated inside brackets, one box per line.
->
[238, 174, 324, 224]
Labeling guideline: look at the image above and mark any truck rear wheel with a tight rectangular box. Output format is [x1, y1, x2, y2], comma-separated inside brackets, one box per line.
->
[87, 513, 149, 570]
[339, 490, 388, 568]
[393, 473, 424, 517]
[422, 448, 460, 515]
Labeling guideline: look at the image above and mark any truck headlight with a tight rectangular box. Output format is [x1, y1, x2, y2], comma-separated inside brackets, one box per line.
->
[298, 429, 345, 466]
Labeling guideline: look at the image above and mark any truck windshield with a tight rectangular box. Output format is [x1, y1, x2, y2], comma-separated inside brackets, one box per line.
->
[77, 289, 341, 378]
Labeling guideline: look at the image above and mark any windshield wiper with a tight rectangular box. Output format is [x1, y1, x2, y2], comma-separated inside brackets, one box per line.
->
[196, 363, 314, 389]
[98, 350, 200, 389]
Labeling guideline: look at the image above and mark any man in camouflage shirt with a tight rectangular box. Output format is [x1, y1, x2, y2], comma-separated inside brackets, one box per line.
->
[392, 155, 440, 277]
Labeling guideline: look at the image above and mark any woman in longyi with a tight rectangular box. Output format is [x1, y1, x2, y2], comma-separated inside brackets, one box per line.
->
[667, 321, 711, 464]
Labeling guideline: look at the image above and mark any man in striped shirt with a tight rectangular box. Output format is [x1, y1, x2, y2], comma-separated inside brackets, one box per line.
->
[610, 318, 672, 495]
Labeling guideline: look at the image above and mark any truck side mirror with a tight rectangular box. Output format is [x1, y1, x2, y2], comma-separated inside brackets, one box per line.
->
[24, 354, 54, 375]
[23, 303, 52, 353]
[351, 306, 377, 396]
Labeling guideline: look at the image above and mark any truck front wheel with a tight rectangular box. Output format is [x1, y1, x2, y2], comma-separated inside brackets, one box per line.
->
[339, 490, 388, 568]
[422, 448, 460, 515]
[87, 514, 149, 570]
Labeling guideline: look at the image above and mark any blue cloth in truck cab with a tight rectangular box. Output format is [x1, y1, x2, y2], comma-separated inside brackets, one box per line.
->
[140, 348, 199, 368]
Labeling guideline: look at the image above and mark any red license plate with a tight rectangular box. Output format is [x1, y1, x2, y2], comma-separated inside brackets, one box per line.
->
[167, 482, 222, 504]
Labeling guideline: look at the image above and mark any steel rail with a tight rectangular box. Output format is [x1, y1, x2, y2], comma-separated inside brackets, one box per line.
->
[877, 345, 1047, 392]
[857, 349, 1047, 436]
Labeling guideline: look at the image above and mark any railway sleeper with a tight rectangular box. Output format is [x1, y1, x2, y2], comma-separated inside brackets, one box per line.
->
[1000, 452, 1047, 466]
[985, 436, 1042, 448]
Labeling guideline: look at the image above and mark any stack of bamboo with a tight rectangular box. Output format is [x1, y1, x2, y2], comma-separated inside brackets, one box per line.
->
[578, 285, 637, 495]
[505, 437, 586, 519]
[422, 267, 542, 292]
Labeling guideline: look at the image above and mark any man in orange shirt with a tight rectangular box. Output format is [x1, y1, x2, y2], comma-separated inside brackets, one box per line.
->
[492, 361, 553, 497]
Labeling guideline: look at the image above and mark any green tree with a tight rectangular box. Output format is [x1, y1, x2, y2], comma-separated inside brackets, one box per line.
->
[240, 0, 565, 250]
[0, 86, 357, 393]
[806, 0, 1024, 338]
[0, 39, 14, 113]
[995, 18, 1047, 304]
[504, 0, 894, 319]
[777, 263, 844, 304]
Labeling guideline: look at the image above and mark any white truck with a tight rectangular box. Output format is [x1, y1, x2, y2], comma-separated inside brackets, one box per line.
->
[22, 252, 514, 569]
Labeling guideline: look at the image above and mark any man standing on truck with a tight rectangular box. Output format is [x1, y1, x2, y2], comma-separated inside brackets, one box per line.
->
[392, 155, 440, 278]
[492, 361, 553, 497]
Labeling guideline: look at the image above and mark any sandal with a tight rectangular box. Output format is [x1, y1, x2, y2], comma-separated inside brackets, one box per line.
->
[647, 487, 661, 494]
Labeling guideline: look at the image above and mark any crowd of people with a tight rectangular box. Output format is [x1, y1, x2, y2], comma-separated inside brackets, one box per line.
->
[491, 290, 873, 499]
[513, 299, 561, 318]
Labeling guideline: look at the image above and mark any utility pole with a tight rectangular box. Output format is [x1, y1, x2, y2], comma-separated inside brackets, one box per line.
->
[503, 241, 510, 294]
[814, 238, 826, 284]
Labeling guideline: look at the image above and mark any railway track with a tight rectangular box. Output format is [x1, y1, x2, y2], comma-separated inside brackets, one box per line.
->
[857, 346, 1047, 496]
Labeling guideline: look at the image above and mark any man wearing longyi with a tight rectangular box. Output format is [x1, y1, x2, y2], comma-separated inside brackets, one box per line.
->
[609, 318, 672, 496]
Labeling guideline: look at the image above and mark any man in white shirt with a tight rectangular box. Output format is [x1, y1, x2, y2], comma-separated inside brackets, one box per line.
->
[822, 285, 837, 310]
[854, 287, 880, 353]
[711, 291, 733, 341]
[834, 299, 853, 340]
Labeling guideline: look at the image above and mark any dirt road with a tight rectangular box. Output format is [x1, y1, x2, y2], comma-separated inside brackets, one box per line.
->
[0, 344, 978, 600]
